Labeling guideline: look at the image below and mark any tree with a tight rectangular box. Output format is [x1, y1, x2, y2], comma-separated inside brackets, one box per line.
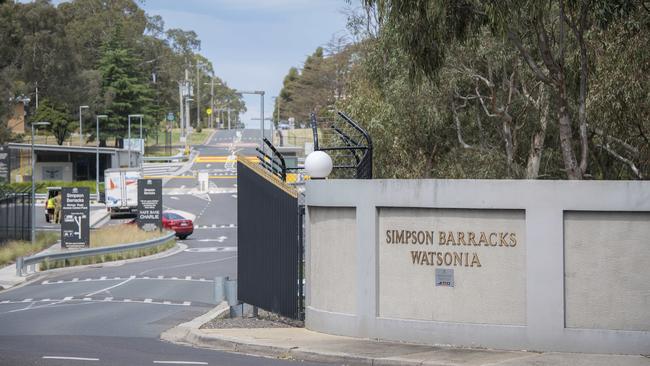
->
[363, 0, 640, 179]
[98, 32, 153, 144]
[31, 100, 75, 145]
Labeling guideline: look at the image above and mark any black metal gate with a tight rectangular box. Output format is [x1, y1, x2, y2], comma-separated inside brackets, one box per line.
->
[237, 158, 303, 320]
[0, 185, 33, 244]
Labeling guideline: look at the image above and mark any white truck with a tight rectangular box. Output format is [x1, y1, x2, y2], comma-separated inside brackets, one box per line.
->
[104, 168, 142, 217]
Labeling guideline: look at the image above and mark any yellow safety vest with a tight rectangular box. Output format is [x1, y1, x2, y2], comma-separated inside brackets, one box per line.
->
[47, 197, 56, 209]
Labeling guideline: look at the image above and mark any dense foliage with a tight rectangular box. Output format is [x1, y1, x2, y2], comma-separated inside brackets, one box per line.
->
[0, 0, 245, 146]
[279, 1, 648, 180]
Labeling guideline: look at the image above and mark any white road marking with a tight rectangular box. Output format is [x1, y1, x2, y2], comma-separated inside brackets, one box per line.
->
[139, 255, 238, 275]
[182, 301, 191, 306]
[63, 296, 73, 300]
[104, 297, 113, 301]
[83, 297, 92, 301]
[144, 298, 153, 303]
[100, 276, 106, 280]
[170, 196, 179, 200]
[85, 277, 134, 297]
[42, 280, 49, 284]
[153, 361, 207, 365]
[41, 298, 50, 302]
[22, 298, 32, 302]
[43, 356, 99, 361]
[185, 276, 191, 280]
[71, 278, 78, 282]
[231, 194, 237, 198]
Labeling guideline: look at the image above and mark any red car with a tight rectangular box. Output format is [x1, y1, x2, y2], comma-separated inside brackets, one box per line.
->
[162, 211, 194, 239]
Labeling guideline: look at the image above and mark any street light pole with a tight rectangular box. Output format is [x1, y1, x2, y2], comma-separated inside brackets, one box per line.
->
[31, 121, 50, 244]
[128, 114, 144, 168]
[79, 105, 89, 145]
[95, 115, 108, 200]
[127, 115, 132, 168]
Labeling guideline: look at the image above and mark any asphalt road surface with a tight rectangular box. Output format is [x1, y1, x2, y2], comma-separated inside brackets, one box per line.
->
[0, 129, 322, 366]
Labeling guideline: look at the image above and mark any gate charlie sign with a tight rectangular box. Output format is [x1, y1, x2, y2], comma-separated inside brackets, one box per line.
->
[137, 179, 162, 232]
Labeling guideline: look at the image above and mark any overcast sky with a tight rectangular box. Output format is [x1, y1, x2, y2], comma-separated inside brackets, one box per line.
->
[140, 0, 350, 128]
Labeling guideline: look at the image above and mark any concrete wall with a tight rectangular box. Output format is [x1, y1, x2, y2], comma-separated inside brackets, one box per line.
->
[35, 162, 73, 181]
[305, 179, 650, 354]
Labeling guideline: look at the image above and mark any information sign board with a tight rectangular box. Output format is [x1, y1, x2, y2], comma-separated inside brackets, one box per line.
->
[61, 187, 90, 249]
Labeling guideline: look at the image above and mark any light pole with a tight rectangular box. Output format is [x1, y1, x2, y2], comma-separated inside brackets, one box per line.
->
[95, 115, 108, 200]
[31, 121, 50, 244]
[236, 90, 265, 149]
[127, 114, 143, 168]
[79, 105, 89, 145]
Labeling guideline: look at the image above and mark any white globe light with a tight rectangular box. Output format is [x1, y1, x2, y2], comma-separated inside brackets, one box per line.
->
[305, 151, 333, 179]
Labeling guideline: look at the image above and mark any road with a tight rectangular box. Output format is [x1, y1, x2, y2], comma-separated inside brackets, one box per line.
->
[0, 129, 321, 366]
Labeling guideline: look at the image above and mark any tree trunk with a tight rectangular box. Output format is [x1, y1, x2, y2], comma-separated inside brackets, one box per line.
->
[526, 92, 549, 179]
[502, 114, 515, 176]
[557, 82, 582, 179]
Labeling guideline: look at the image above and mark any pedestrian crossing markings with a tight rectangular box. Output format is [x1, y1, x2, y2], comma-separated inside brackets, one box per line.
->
[194, 156, 259, 163]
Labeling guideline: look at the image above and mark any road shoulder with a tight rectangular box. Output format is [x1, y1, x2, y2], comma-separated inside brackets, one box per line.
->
[162, 306, 650, 366]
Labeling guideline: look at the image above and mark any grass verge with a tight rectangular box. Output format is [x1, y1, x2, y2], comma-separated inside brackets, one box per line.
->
[90, 225, 167, 248]
[0, 232, 59, 267]
[7, 181, 104, 194]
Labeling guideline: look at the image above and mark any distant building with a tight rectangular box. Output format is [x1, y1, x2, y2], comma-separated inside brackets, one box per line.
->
[6, 143, 140, 183]
[7, 102, 26, 135]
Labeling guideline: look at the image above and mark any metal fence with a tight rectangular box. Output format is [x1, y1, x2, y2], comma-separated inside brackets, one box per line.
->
[237, 158, 304, 320]
[0, 185, 33, 244]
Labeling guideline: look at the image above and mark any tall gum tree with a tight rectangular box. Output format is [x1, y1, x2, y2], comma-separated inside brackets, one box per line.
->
[364, 0, 638, 179]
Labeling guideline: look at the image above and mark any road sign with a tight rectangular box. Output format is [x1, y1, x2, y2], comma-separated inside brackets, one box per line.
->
[0, 145, 10, 183]
[206, 108, 212, 116]
[166, 112, 175, 122]
[61, 187, 90, 249]
[137, 179, 162, 232]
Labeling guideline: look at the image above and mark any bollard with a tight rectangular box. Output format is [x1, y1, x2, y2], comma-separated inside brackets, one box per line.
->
[213, 276, 227, 303]
[15, 257, 23, 277]
[225, 278, 238, 306]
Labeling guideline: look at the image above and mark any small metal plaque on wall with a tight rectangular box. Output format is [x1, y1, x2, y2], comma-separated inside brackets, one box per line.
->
[435, 268, 454, 287]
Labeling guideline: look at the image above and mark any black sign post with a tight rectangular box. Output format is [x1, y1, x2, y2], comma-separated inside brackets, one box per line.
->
[61, 187, 90, 249]
[137, 179, 162, 232]
[0, 145, 10, 183]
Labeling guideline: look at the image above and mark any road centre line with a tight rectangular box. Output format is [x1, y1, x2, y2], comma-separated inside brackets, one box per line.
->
[43, 356, 99, 361]
[153, 361, 208, 365]
[40, 276, 213, 285]
[139, 255, 238, 275]
[0, 297, 193, 307]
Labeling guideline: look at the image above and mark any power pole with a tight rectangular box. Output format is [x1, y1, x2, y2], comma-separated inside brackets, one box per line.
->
[210, 75, 214, 129]
[196, 63, 202, 129]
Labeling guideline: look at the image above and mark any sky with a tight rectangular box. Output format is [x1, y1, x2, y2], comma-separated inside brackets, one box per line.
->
[139, 0, 350, 128]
